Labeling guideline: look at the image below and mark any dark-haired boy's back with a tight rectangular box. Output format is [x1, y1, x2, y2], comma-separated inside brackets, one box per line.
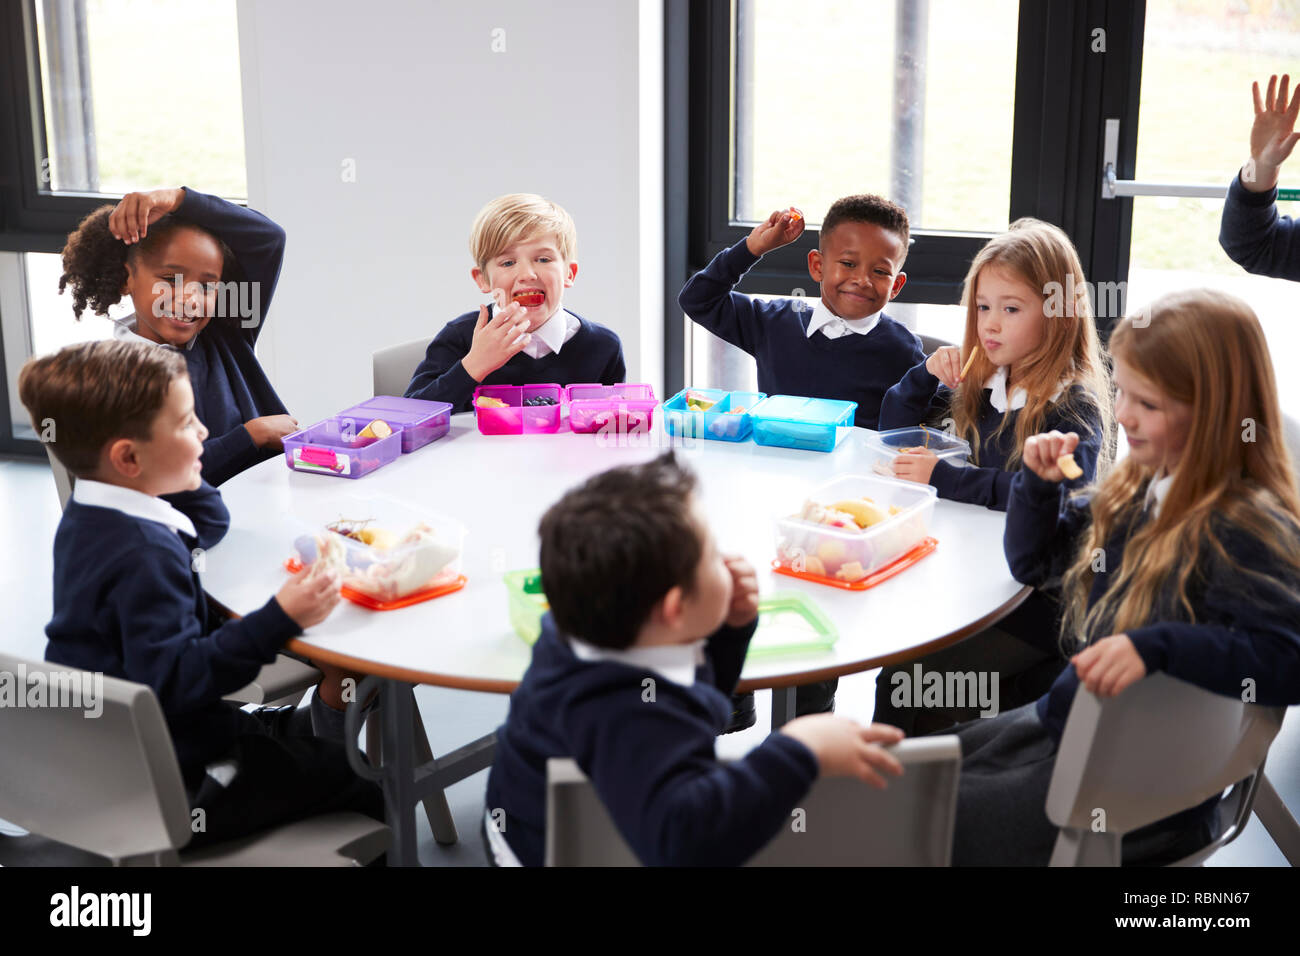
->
[485, 613, 816, 866]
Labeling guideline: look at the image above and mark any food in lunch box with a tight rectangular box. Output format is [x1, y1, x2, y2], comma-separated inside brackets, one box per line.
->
[836, 561, 868, 582]
[830, 499, 887, 530]
[523, 396, 558, 406]
[295, 521, 460, 601]
[357, 419, 392, 440]
[476, 396, 509, 409]
[685, 391, 717, 412]
[726, 407, 746, 415]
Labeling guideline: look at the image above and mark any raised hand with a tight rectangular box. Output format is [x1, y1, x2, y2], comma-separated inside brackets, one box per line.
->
[1245, 75, 1300, 193]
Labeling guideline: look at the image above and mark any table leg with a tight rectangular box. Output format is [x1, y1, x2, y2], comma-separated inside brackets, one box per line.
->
[380, 678, 420, 867]
[771, 686, 798, 730]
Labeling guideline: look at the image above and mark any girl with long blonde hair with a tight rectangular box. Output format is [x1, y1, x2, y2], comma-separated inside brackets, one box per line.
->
[880, 218, 1113, 509]
[951, 289, 1300, 865]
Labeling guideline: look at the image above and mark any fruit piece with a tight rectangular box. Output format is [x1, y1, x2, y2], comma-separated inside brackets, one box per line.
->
[786, 207, 803, 222]
[476, 396, 509, 408]
[727, 406, 746, 415]
[1057, 453, 1083, 480]
[816, 539, 847, 565]
[801, 555, 826, 576]
[512, 290, 545, 307]
[357, 527, 399, 550]
[888, 504, 903, 516]
[831, 499, 887, 529]
[684, 391, 717, 412]
[358, 419, 392, 440]
[836, 561, 868, 582]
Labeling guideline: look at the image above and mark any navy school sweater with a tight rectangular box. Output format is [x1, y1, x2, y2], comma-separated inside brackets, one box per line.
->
[677, 239, 924, 430]
[484, 614, 819, 867]
[1218, 172, 1300, 279]
[164, 187, 290, 487]
[43, 482, 299, 781]
[1003, 466, 1300, 741]
[404, 309, 626, 413]
[880, 358, 1104, 511]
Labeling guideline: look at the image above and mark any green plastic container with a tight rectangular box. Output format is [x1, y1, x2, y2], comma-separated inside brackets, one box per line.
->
[506, 569, 837, 660]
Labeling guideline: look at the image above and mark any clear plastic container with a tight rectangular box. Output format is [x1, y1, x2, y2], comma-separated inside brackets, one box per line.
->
[282, 417, 403, 478]
[565, 383, 658, 434]
[662, 388, 767, 442]
[504, 569, 550, 645]
[774, 474, 936, 584]
[339, 396, 453, 453]
[749, 395, 858, 453]
[861, 426, 971, 477]
[472, 384, 564, 435]
[291, 510, 466, 606]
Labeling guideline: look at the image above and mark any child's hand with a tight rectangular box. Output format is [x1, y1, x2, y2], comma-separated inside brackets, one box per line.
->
[1245, 75, 1300, 193]
[1021, 430, 1080, 483]
[109, 188, 186, 244]
[462, 302, 531, 382]
[722, 554, 759, 628]
[892, 446, 939, 484]
[925, 345, 966, 388]
[276, 564, 342, 630]
[245, 414, 301, 450]
[745, 207, 805, 257]
[779, 716, 905, 789]
[1072, 633, 1146, 698]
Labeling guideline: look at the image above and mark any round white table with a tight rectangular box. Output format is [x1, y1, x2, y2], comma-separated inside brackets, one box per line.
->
[202, 412, 1029, 864]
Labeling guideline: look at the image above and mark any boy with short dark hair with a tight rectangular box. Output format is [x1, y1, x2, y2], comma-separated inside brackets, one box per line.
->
[406, 193, 626, 411]
[483, 453, 904, 867]
[19, 340, 382, 848]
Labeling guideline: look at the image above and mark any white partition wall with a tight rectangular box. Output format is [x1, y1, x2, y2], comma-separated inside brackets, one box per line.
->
[236, 0, 664, 423]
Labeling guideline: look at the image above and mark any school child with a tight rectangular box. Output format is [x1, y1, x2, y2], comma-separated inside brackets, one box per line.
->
[678, 194, 923, 432]
[879, 218, 1112, 511]
[405, 193, 625, 411]
[19, 340, 383, 849]
[483, 453, 905, 866]
[952, 290, 1300, 865]
[58, 187, 299, 487]
[679, 194, 924, 723]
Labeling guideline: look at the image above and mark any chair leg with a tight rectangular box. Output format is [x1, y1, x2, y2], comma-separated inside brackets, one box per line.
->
[1253, 773, 1300, 866]
[366, 710, 382, 763]
[411, 701, 459, 846]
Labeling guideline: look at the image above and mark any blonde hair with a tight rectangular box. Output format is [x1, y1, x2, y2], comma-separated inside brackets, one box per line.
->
[469, 193, 577, 272]
[1058, 289, 1300, 650]
[951, 218, 1113, 472]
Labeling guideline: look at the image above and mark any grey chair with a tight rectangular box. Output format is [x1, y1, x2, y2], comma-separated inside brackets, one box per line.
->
[373, 335, 431, 397]
[544, 736, 961, 866]
[1046, 671, 1294, 866]
[0, 651, 388, 866]
[917, 333, 956, 354]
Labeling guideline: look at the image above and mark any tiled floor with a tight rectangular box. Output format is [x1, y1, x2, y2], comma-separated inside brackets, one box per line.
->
[1, 457, 1295, 866]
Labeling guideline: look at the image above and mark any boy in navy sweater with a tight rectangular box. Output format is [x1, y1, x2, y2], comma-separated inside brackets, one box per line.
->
[679, 196, 922, 722]
[483, 453, 904, 866]
[678, 194, 924, 432]
[20, 340, 382, 849]
[406, 193, 625, 411]
[59, 187, 299, 486]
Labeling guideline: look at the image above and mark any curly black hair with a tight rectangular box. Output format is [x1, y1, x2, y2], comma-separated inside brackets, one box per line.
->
[59, 205, 235, 319]
[821, 194, 910, 251]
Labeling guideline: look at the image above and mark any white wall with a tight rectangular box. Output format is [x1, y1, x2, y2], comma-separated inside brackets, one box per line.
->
[236, 0, 663, 423]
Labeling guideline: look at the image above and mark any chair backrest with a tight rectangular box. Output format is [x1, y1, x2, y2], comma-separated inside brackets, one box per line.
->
[372, 336, 431, 398]
[545, 736, 961, 866]
[0, 651, 193, 861]
[43, 442, 75, 510]
[917, 333, 956, 354]
[1046, 672, 1284, 841]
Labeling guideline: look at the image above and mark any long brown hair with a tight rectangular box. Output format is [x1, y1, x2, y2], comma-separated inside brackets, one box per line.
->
[951, 218, 1113, 472]
[1058, 289, 1300, 648]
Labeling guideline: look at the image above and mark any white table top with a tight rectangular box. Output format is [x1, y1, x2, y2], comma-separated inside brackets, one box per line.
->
[202, 413, 1029, 692]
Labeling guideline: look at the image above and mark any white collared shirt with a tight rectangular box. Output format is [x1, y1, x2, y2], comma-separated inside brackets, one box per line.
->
[72, 478, 197, 538]
[803, 299, 883, 340]
[520, 308, 580, 360]
[1143, 471, 1174, 519]
[112, 313, 198, 352]
[567, 635, 706, 688]
[984, 366, 1067, 413]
